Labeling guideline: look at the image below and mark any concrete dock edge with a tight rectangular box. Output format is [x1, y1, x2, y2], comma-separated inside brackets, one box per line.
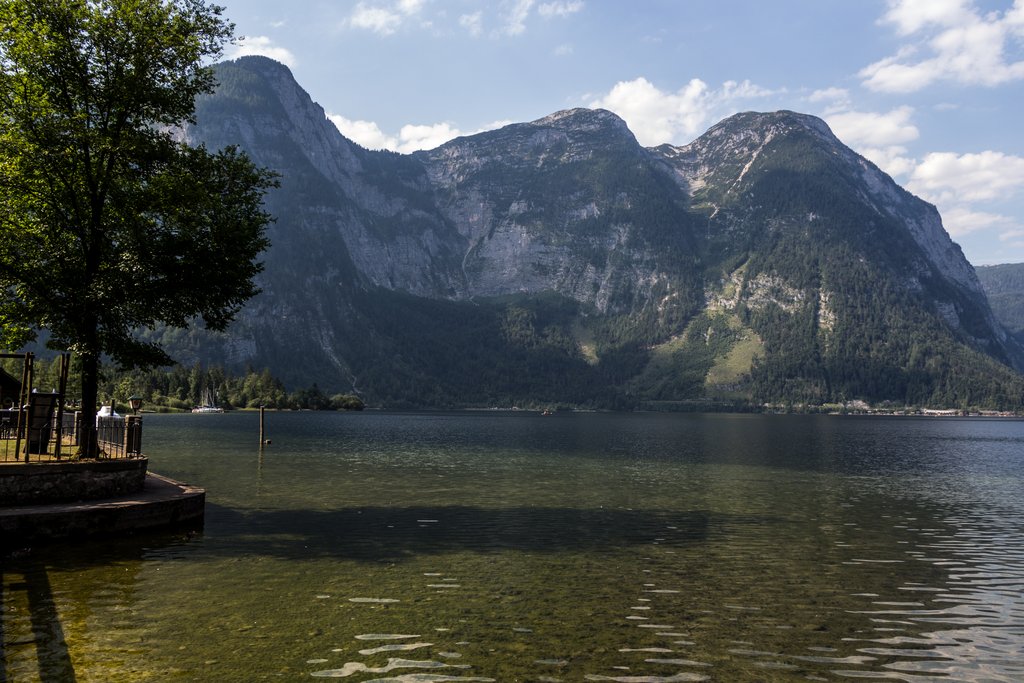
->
[0, 472, 205, 545]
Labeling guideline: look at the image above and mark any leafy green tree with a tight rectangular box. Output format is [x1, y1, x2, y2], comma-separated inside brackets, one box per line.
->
[330, 393, 365, 411]
[0, 0, 276, 454]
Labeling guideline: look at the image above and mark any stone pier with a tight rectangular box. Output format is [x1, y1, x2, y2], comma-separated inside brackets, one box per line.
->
[0, 460, 204, 546]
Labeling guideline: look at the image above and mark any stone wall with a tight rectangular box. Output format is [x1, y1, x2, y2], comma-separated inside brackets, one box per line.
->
[0, 458, 148, 506]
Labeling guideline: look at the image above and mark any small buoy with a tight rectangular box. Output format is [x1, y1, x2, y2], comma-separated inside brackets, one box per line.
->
[262, 439, 272, 445]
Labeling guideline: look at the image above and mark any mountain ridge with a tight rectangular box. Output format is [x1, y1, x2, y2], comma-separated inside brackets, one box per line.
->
[169, 56, 1024, 409]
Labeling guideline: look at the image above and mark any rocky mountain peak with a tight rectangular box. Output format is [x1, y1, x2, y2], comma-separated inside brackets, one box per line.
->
[422, 106, 641, 171]
[191, 56, 365, 182]
[655, 110, 838, 174]
[531, 107, 634, 135]
[712, 110, 835, 140]
[224, 54, 295, 82]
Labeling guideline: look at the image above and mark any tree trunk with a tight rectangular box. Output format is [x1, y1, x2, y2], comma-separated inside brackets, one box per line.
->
[79, 226, 103, 458]
[78, 351, 100, 458]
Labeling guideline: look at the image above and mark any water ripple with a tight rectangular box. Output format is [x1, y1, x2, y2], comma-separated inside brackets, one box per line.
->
[310, 657, 469, 678]
[359, 643, 434, 656]
[583, 674, 709, 682]
[360, 676, 494, 682]
[355, 634, 423, 641]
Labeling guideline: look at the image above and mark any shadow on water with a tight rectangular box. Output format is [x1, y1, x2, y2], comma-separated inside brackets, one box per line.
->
[1, 529, 206, 682]
[0, 570, 4, 683]
[0, 558, 77, 683]
[199, 503, 775, 562]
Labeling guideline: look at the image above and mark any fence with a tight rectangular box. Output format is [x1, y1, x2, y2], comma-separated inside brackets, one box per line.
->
[0, 409, 142, 463]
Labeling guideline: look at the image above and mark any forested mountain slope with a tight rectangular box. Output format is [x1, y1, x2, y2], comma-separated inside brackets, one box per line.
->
[977, 263, 1024, 346]
[168, 56, 1024, 409]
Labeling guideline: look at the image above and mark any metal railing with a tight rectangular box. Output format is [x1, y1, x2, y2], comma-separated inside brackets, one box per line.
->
[0, 410, 143, 462]
[95, 414, 143, 459]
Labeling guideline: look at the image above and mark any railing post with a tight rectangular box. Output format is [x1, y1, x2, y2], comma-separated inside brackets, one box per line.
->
[125, 415, 142, 457]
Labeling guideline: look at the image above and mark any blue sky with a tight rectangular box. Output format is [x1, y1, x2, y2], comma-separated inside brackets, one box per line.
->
[219, 0, 1024, 266]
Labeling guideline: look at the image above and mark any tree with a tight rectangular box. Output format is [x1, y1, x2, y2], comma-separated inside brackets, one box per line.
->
[0, 0, 276, 455]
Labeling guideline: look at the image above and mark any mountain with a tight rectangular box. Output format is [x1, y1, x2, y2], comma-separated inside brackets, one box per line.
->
[171, 56, 1024, 409]
[976, 263, 1024, 345]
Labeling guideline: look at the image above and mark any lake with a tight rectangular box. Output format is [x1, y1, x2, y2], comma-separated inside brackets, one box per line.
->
[3, 411, 1024, 682]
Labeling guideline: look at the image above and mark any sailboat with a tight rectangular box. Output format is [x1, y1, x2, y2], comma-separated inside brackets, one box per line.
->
[192, 387, 224, 413]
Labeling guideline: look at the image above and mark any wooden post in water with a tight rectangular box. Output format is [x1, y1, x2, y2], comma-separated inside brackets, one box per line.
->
[259, 405, 266, 445]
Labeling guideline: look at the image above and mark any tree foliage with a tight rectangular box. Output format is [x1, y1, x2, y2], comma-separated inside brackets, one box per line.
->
[0, 0, 276, 452]
[0, 355, 364, 411]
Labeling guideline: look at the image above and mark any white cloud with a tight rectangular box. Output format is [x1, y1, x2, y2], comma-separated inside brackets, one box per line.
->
[482, 119, 516, 131]
[459, 11, 483, 37]
[859, 146, 918, 177]
[554, 43, 574, 56]
[452, 0, 585, 38]
[588, 76, 779, 147]
[226, 36, 297, 67]
[397, 122, 465, 152]
[496, 0, 581, 36]
[808, 87, 851, 113]
[538, 1, 584, 18]
[1011, 0, 1024, 29]
[720, 79, 777, 100]
[892, 150, 1024, 242]
[328, 115, 398, 150]
[861, 0, 1024, 92]
[348, 0, 424, 35]
[590, 77, 709, 146]
[1000, 228, 1024, 247]
[398, 0, 425, 13]
[909, 151, 1024, 203]
[350, 4, 402, 35]
[880, 0, 973, 36]
[328, 115, 512, 153]
[940, 205, 1015, 237]
[826, 106, 919, 149]
[810, 100, 919, 177]
[503, 0, 536, 36]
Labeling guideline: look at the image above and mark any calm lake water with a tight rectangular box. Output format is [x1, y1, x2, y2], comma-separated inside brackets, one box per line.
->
[3, 412, 1024, 682]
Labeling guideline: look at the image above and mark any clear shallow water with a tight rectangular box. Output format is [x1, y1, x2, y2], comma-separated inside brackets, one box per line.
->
[3, 412, 1024, 682]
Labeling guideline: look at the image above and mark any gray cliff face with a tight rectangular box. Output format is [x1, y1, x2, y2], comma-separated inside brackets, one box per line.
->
[415, 107, 696, 313]
[187, 56, 466, 300]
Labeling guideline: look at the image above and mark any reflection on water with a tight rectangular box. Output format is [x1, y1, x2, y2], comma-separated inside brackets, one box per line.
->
[2, 412, 1023, 681]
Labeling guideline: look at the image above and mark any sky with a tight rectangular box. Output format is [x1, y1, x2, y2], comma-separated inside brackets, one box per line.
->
[218, 0, 1024, 266]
